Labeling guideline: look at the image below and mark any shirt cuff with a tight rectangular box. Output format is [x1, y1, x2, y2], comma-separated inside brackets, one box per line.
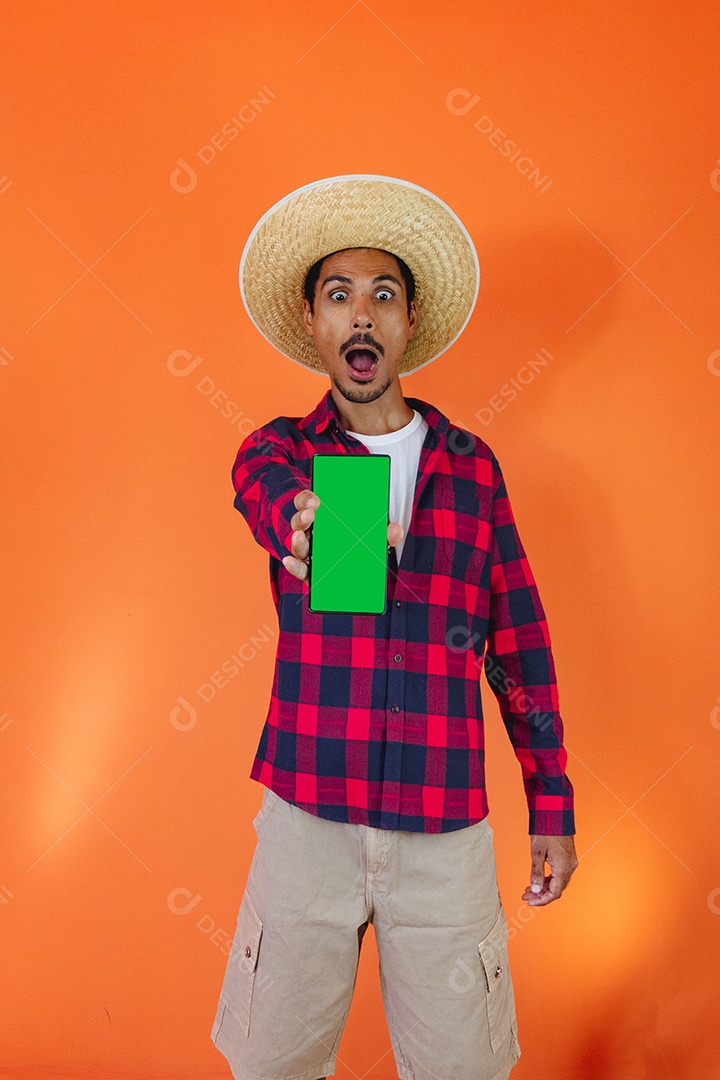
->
[528, 799, 575, 836]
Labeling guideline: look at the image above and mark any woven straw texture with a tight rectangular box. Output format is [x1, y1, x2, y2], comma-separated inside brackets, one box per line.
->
[240, 178, 478, 374]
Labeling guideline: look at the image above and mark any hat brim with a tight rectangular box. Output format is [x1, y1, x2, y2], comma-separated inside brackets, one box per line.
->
[239, 174, 480, 376]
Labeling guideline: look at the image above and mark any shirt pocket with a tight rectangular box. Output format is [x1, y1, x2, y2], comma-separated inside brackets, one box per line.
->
[220, 888, 264, 1037]
[477, 905, 517, 1054]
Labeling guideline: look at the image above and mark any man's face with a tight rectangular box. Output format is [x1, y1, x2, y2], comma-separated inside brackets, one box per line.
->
[302, 247, 418, 404]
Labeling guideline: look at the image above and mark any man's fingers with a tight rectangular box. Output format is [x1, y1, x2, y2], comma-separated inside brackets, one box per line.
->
[548, 872, 566, 898]
[283, 490, 320, 579]
[529, 844, 547, 890]
[293, 488, 320, 512]
[289, 505, 315, 535]
[524, 835, 578, 906]
[523, 869, 567, 906]
[284, 498, 406, 579]
[282, 530, 310, 580]
[291, 527, 309, 560]
[290, 489, 320, 533]
[388, 521, 404, 547]
[282, 553, 308, 581]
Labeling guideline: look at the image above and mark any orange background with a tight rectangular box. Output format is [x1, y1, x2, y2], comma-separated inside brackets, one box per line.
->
[2, 2, 719, 1078]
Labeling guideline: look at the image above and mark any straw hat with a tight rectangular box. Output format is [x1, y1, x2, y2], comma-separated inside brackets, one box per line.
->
[239, 174, 480, 376]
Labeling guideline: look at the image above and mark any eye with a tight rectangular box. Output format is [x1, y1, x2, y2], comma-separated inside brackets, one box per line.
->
[376, 289, 393, 300]
[329, 289, 348, 301]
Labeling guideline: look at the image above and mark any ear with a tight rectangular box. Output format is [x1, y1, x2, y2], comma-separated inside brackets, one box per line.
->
[406, 299, 418, 339]
[302, 298, 314, 337]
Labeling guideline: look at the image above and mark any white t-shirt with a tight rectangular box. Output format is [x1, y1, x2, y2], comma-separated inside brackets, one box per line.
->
[345, 409, 428, 569]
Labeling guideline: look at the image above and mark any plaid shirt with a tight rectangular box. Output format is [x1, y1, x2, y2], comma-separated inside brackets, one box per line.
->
[232, 388, 575, 835]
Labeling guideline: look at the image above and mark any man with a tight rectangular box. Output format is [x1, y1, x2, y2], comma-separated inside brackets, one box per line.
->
[210, 175, 577, 1080]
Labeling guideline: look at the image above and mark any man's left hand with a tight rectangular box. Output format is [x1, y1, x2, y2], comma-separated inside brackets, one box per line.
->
[522, 834, 578, 906]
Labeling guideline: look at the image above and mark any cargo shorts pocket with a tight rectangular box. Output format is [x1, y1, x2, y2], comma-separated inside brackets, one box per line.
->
[477, 905, 516, 1054]
[222, 888, 264, 1037]
[252, 785, 280, 834]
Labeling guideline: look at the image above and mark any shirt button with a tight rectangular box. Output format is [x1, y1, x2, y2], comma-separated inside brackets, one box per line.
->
[395, 600, 403, 607]
[245, 946, 252, 958]
[390, 704, 400, 713]
[393, 653, 402, 662]
[495, 964, 503, 978]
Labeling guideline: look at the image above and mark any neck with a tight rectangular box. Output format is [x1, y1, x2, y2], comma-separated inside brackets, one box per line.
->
[329, 383, 414, 436]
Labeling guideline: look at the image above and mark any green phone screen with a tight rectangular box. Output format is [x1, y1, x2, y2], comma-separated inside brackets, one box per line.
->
[308, 452, 391, 615]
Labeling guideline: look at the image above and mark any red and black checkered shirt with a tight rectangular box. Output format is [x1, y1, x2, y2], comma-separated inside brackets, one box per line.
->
[232, 388, 575, 835]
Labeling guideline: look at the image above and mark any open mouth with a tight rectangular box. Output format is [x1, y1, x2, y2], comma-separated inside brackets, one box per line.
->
[345, 347, 379, 377]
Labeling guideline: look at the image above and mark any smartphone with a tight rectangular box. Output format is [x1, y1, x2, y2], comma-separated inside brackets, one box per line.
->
[308, 452, 391, 615]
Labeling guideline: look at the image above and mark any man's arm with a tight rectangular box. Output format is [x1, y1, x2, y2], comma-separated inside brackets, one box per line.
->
[231, 424, 314, 563]
[233, 423, 406, 580]
[482, 453, 577, 904]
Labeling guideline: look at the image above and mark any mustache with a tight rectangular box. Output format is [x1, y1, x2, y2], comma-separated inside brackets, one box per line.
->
[340, 334, 384, 359]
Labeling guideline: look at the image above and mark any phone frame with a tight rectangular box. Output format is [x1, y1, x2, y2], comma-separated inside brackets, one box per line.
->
[307, 452, 391, 615]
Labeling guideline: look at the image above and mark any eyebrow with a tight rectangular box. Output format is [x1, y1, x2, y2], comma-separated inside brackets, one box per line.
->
[320, 273, 402, 290]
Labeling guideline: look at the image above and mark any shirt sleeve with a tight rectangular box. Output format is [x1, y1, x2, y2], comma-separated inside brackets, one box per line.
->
[231, 423, 312, 563]
[482, 453, 575, 836]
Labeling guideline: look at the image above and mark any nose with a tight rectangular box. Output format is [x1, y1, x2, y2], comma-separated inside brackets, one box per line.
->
[351, 291, 373, 330]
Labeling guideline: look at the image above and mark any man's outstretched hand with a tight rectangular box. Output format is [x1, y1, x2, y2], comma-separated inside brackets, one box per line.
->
[522, 834, 578, 906]
[282, 488, 404, 582]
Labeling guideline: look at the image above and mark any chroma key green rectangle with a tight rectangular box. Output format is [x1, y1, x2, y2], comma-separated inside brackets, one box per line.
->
[308, 452, 391, 615]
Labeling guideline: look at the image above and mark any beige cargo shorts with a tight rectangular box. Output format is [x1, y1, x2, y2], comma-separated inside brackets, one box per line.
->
[210, 786, 521, 1080]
